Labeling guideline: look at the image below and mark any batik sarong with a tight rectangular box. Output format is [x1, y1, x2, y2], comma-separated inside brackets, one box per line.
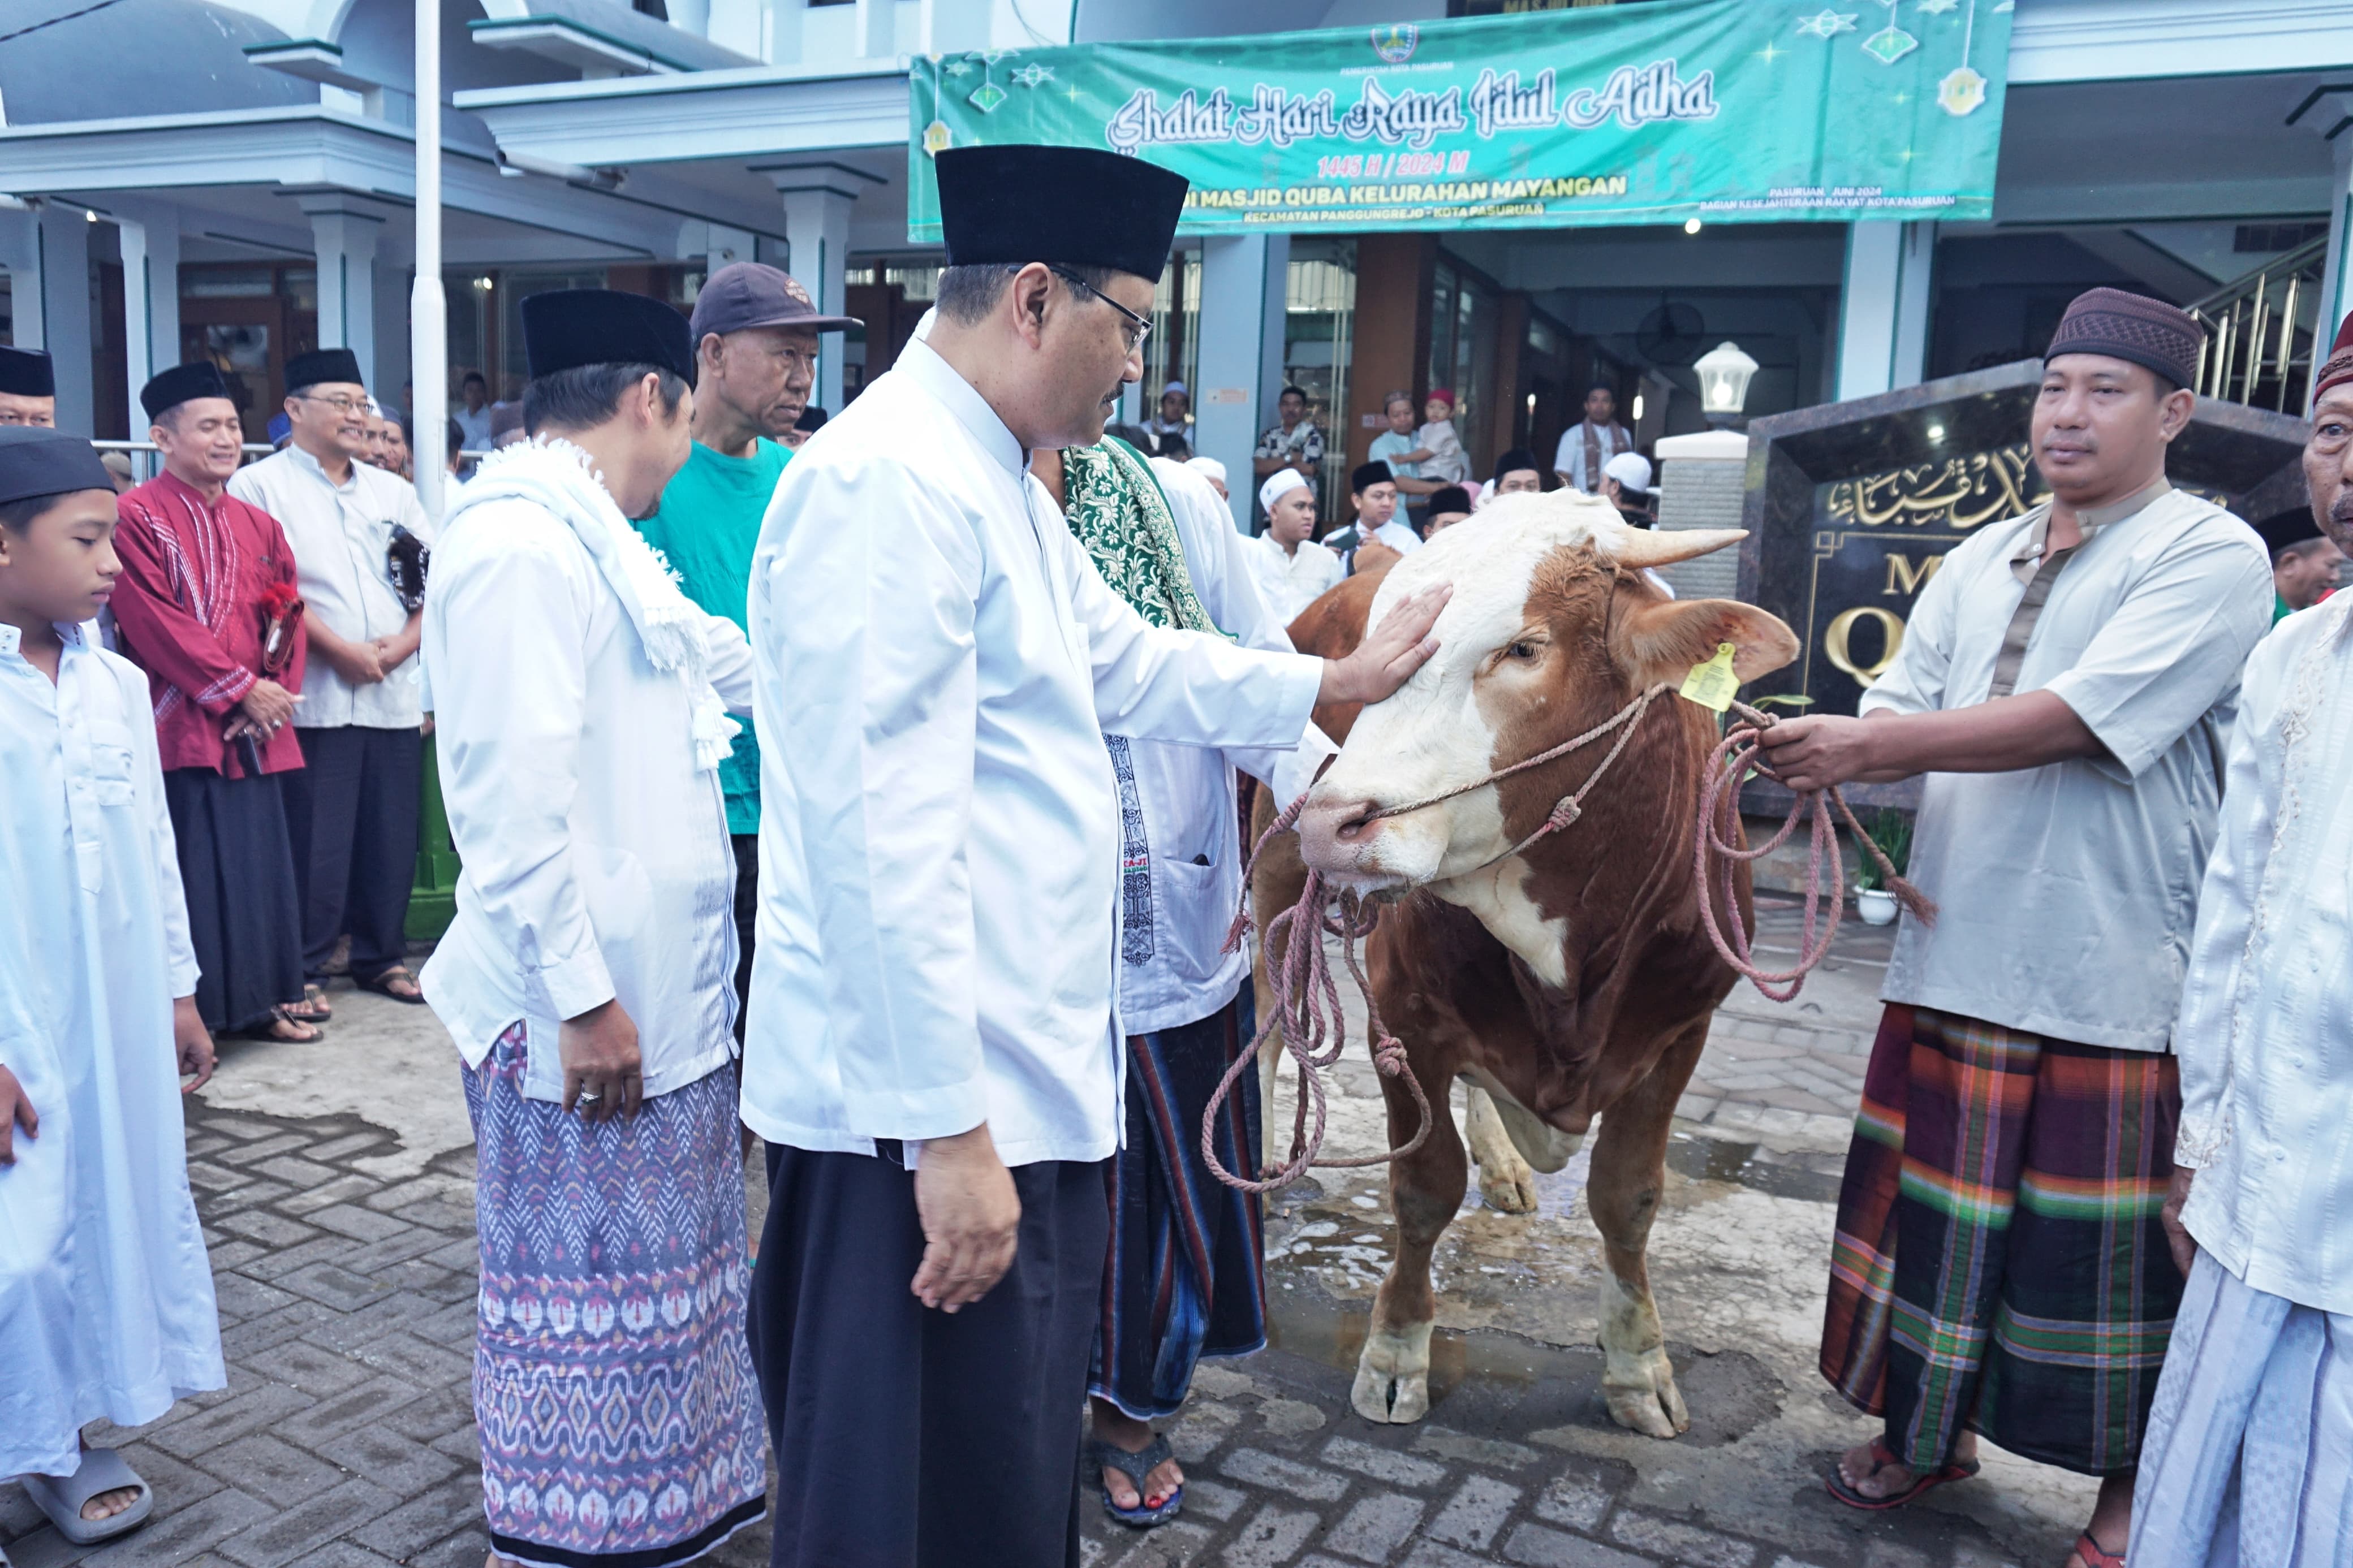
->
[1091, 997, 1266, 1420]
[464, 1022, 768, 1567]
[1820, 1004, 2182, 1476]
[2130, 1250, 2353, 1565]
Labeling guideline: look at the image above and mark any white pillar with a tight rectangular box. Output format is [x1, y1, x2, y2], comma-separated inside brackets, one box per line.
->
[1835, 220, 1934, 402]
[40, 205, 93, 435]
[774, 182, 855, 413]
[308, 207, 385, 391]
[853, 0, 893, 56]
[2307, 97, 2353, 411]
[920, 0, 989, 53]
[1195, 234, 1290, 533]
[412, 0, 447, 521]
[0, 210, 42, 352]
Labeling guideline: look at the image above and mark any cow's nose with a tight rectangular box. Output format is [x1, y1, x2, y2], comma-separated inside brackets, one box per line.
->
[1295, 796, 1384, 872]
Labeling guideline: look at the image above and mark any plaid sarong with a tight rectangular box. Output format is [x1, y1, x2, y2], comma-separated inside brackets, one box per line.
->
[1820, 1004, 2183, 1477]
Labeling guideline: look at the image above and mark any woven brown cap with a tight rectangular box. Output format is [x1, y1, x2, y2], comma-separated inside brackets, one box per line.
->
[2045, 287, 2203, 391]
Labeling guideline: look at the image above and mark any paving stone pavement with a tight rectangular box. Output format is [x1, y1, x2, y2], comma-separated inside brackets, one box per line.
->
[5, 904, 2024, 1568]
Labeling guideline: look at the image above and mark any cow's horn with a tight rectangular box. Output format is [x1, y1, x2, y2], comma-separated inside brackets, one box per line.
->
[1613, 526, 1747, 568]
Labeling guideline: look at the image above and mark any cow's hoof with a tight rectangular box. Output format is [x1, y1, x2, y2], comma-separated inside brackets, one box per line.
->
[1602, 1349, 1690, 1440]
[1350, 1321, 1434, 1424]
[1477, 1164, 1540, 1215]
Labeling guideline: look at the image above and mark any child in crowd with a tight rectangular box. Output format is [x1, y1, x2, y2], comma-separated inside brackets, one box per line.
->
[0, 427, 223, 1553]
[1412, 390, 1468, 485]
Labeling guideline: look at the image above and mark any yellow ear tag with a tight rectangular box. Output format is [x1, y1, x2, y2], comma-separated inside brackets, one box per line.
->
[1678, 641, 1739, 712]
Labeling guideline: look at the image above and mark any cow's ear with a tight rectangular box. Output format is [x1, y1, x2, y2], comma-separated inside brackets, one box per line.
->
[1611, 595, 1800, 688]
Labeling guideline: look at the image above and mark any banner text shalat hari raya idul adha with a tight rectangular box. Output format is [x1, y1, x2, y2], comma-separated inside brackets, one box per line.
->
[906, 0, 2014, 239]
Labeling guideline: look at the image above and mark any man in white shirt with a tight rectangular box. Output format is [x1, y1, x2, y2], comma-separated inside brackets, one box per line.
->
[1247, 466, 1342, 627]
[451, 370, 493, 451]
[1761, 290, 2272, 1566]
[2130, 312, 2353, 1567]
[228, 349, 433, 1012]
[421, 291, 768, 1568]
[1325, 461, 1421, 574]
[1553, 381, 1633, 493]
[742, 144, 1443, 1568]
[1028, 436, 1325, 1523]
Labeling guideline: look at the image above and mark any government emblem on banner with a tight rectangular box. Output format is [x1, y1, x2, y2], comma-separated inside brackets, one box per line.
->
[1370, 24, 1418, 64]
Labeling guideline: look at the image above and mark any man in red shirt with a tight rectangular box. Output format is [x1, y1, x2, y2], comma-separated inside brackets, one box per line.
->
[110, 362, 316, 1042]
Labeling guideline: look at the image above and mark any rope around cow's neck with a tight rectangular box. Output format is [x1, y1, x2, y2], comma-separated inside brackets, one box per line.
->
[1201, 687, 1936, 1193]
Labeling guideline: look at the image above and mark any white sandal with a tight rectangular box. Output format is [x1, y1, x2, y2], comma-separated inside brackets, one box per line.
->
[21, 1446, 153, 1545]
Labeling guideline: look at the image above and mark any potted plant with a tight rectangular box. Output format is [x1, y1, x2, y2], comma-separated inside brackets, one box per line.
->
[1852, 808, 1912, 926]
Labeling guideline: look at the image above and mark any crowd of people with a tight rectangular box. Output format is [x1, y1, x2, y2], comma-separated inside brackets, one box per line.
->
[2, 135, 2351, 1568]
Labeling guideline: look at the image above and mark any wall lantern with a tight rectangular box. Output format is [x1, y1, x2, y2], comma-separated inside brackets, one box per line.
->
[1695, 340, 1759, 427]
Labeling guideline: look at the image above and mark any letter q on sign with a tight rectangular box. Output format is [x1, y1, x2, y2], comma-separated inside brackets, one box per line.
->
[1822, 606, 1905, 687]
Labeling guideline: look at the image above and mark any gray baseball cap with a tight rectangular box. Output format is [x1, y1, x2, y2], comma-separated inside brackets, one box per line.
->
[689, 261, 859, 342]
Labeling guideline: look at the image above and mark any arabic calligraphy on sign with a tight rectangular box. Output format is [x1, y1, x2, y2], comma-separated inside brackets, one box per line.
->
[1823, 442, 2045, 532]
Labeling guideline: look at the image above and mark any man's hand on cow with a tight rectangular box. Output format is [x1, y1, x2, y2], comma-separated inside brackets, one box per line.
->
[1753, 713, 1880, 794]
[1318, 584, 1450, 709]
[911, 1121, 1022, 1313]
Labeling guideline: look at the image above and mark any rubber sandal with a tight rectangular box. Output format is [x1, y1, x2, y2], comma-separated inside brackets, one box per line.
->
[1824, 1436, 1980, 1511]
[2073, 1531, 2126, 1568]
[286, 983, 333, 1023]
[230, 1007, 321, 1044]
[1093, 1433, 1183, 1528]
[355, 967, 426, 1005]
[21, 1446, 153, 1545]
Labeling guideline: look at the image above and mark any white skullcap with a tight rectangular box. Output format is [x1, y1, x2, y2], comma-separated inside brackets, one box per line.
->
[1602, 451, 1653, 496]
[1185, 455, 1225, 485]
[1163, 379, 1187, 396]
[1259, 466, 1311, 514]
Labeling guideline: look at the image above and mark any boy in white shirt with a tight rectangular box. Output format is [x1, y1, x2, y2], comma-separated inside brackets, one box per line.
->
[0, 428, 222, 1552]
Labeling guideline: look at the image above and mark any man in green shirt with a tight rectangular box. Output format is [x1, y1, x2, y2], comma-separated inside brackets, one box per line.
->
[637, 262, 857, 1035]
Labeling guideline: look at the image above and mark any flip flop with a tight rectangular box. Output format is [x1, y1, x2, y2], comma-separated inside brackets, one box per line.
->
[230, 1007, 322, 1044]
[21, 1446, 153, 1545]
[1824, 1436, 1980, 1511]
[286, 983, 333, 1023]
[355, 967, 427, 1006]
[2072, 1531, 2126, 1568]
[1093, 1433, 1183, 1528]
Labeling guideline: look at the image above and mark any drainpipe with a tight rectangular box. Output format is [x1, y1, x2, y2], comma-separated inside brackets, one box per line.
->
[412, 0, 449, 522]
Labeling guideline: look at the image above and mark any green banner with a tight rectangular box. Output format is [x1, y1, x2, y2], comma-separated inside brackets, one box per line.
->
[907, 0, 2012, 240]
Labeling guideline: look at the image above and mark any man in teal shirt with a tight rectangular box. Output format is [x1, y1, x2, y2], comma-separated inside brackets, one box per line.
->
[637, 262, 856, 1035]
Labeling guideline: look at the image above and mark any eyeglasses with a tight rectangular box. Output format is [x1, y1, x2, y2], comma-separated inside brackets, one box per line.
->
[295, 392, 372, 416]
[1049, 266, 1152, 353]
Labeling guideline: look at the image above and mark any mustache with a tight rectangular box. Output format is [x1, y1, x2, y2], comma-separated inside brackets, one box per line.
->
[2329, 494, 2353, 526]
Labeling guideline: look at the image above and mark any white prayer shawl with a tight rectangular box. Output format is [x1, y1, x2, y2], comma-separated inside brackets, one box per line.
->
[741, 337, 1322, 1167]
[2174, 595, 2353, 1314]
[420, 439, 756, 1103]
[0, 622, 223, 1476]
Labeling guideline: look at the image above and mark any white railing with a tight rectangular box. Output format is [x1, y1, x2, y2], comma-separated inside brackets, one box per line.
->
[2187, 235, 2329, 414]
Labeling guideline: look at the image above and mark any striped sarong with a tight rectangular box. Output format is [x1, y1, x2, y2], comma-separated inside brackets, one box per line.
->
[1820, 1004, 2183, 1476]
[1089, 997, 1266, 1421]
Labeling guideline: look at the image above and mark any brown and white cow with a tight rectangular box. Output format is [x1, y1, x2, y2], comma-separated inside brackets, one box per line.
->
[1253, 489, 1797, 1437]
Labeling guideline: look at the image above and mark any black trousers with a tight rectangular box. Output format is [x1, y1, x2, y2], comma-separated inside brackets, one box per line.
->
[281, 725, 421, 982]
[163, 767, 304, 1034]
[731, 833, 758, 1044]
[749, 1144, 1109, 1568]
